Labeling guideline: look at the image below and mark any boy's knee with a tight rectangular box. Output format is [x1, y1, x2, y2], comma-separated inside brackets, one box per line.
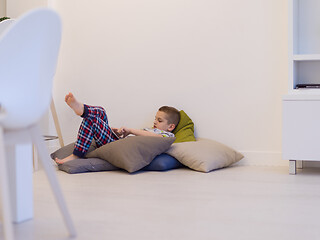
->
[97, 106, 106, 113]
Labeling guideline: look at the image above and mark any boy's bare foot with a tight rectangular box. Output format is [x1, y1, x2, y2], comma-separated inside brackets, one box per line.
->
[65, 92, 84, 116]
[55, 154, 79, 165]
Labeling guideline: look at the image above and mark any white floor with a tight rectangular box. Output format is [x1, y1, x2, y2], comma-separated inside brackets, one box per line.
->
[1, 164, 320, 240]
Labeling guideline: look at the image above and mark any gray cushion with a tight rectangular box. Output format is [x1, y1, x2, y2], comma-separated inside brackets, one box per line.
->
[51, 137, 176, 174]
[58, 158, 119, 174]
[86, 136, 175, 173]
[50, 141, 97, 159]
[50, 141, 119, 174]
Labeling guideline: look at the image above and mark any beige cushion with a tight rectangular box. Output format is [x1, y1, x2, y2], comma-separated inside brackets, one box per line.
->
[87, 136, 175, 173]
[166, 138, 243, 172]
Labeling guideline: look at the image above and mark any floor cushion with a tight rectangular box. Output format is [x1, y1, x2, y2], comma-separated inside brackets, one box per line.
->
[51, 137, 179, 174]
[166, 138, 244, 172]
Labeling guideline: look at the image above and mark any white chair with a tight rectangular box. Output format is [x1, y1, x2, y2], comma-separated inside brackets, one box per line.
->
[0, 18, 65, 172]
[0, 19, 14, 36]
[0, 8, 76, 239]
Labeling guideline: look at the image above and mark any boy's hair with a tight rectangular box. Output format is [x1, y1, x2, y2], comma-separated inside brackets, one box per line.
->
[158, 106, 180, 127]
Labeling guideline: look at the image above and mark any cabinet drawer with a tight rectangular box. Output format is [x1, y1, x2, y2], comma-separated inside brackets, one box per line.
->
[282, 100, 320, 160]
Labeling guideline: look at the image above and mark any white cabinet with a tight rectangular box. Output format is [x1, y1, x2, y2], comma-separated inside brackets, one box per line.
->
[282, 0, 320, 174]
[283, 95, 320, 160]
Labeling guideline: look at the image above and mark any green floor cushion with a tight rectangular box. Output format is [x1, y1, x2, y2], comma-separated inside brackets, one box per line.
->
[172, 110, 196, 143]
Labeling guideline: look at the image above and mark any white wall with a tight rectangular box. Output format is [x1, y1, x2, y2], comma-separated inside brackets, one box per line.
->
[49, 0, 288, 165]
[0, 0, 6, 17]
[6, 0, 47, 18]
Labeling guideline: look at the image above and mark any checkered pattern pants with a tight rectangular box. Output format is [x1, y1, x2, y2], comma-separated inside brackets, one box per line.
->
[73, 104, 119, 157]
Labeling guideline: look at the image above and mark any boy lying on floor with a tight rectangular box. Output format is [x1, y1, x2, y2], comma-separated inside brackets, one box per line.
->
[55, 93, 179, 164]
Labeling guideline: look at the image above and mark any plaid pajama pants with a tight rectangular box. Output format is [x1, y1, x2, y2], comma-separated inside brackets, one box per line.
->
[73, 104, 119, 157]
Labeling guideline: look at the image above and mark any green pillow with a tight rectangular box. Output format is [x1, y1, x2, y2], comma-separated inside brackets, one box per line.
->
[172, 110, 196, 143]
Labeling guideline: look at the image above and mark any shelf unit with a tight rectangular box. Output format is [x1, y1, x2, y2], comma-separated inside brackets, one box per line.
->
[283, 0, 320, 174]
[293, 54, 320, 61]
[290, 0, 320, 89]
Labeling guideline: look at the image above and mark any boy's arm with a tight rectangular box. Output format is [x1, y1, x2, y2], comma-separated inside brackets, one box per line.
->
[120, 127, 162, 138]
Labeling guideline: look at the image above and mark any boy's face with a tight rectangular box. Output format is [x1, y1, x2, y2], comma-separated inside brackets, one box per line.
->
[153, 111, 175, 132]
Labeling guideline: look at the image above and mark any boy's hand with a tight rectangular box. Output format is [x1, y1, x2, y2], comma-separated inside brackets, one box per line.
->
[112, 127, 131, 138]
[119, 127, 131, 138]
[111, 127, 123, 138]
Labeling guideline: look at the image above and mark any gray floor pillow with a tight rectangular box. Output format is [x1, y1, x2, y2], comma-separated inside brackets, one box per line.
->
[50, 141, 119, 174]
[51, 139, 181, 174]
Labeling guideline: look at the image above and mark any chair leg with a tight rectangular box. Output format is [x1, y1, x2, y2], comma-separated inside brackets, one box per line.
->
[50, 99, 64, 147]
[30, 124, 76, 237]
[0, 127, 14, 240]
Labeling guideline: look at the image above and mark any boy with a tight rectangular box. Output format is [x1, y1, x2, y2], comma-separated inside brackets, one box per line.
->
[55, 93, 179, 164]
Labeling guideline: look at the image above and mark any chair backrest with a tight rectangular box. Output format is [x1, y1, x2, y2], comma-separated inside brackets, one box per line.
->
[0, 19, 15, 36]
[0, 8, 62, 129]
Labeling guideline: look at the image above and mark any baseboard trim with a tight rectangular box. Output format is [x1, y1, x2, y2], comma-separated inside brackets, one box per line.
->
[46, 144, 302, 168]
[236, 151, 288, 167]
[236, 151, 320, 168]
